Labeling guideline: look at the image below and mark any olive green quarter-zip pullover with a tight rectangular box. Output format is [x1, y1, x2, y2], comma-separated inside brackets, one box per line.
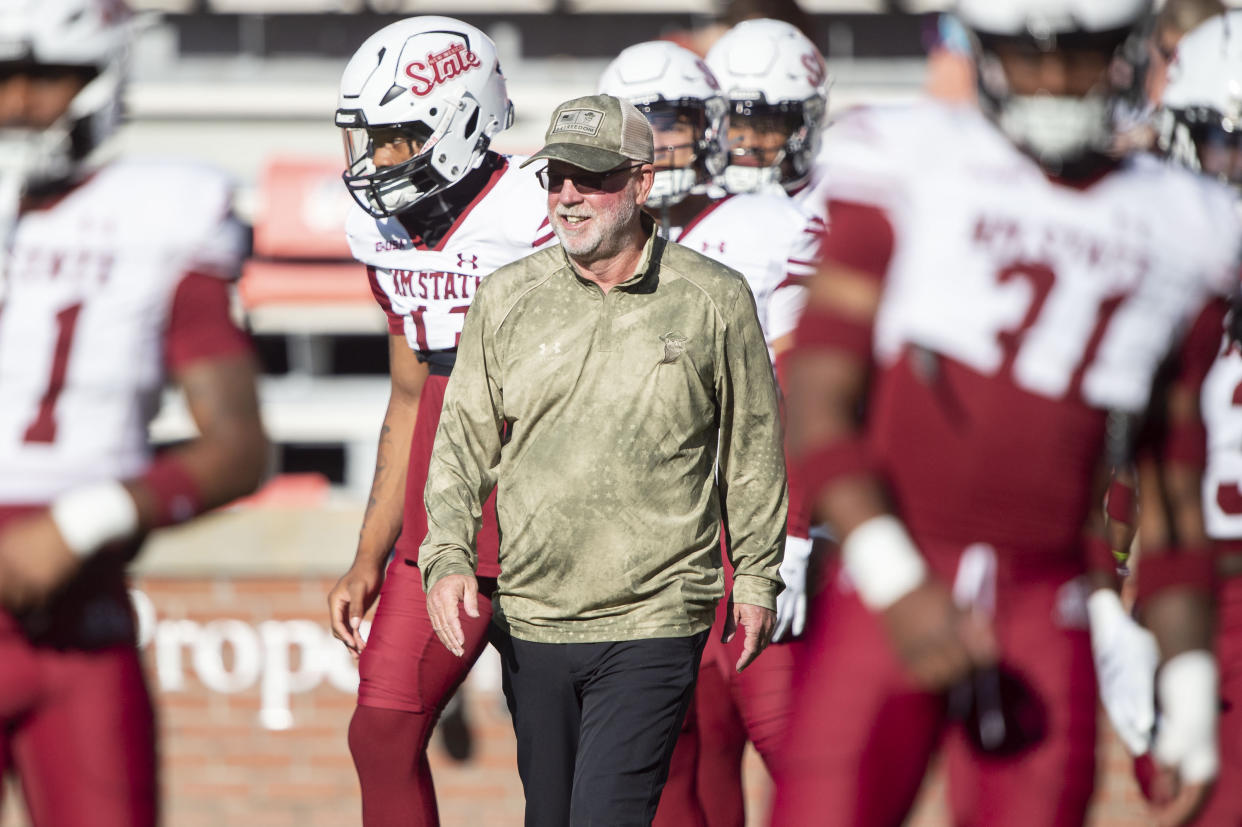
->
[419, 229, 788, 643]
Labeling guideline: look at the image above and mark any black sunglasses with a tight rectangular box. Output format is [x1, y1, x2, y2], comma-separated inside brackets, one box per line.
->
[536, 163, 644, 193]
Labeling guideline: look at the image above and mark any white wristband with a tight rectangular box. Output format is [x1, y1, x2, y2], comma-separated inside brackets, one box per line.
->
[1155, 650, 1219, 784]
[1085, 588, 1127, 638]
[842, 514, 928, 610]
[50, 481, 140, 558]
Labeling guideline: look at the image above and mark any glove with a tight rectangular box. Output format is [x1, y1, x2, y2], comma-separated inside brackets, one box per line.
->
[1087, 588, 1159, 756]
[773, 535, 814, 642]
[1154, 650, 1219, 784]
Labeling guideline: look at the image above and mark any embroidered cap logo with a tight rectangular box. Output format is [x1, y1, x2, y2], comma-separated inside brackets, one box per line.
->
[551, 108, 605, 137]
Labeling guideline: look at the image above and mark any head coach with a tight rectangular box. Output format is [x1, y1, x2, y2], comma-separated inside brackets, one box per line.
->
[418, 93, 788, 826]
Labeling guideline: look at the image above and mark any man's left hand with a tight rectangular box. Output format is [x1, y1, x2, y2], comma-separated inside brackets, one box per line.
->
[723, 596, 776, 673]
[0, 510, 81, 613]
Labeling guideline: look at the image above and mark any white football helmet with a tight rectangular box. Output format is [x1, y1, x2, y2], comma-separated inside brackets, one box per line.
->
[335, 16, 514, 217]
[598, 41, 727, 209]
[956, 0, 1150, 173]
[0, 0, 130, 190]
[705, 18, 829, 194]
[1159, 11, 1242, 191]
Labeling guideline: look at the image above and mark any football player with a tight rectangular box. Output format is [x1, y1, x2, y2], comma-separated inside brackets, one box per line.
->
[774, 1, 1240, 825]
[1147, 0, 1226, 110]
[598, 39, 820, 827]
[0, 1, 267, 825]
[323, 16, 552, 826]
[705, 18, 831, 220]
[1113, 0, 1224, 153]
[1158, 12, 1242, 197]
[1118, 11, 1242, 824]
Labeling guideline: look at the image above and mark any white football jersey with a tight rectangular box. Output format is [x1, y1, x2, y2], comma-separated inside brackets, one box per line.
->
[347, 155, 553, 352]
[825, 102, 1241, 414]
[665, 192, 822, 348]
[790, 155, 830, 226]
[1202, 327, 1242, 540]
[0, 159, 246, 504]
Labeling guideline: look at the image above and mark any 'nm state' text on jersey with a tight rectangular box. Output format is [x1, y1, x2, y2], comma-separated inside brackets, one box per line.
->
[346, 156, 553, 353]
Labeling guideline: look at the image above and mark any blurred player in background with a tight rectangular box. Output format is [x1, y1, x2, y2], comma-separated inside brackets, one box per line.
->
[774, 0, 1241, 825]
[1146, 0, 1225, 110]
[666, 0, 816, 60]
[323, 16, 552, 827]
[1114, 0, 1224, 152]
[706, 18, 831, 221]
[597, 39, 819, 827]
[1112, 11, 1242, 823]
[0, 1, 267, 824]
[1157, 11, 1242, 196]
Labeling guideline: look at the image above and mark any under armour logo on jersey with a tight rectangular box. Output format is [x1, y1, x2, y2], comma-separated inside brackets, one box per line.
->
[701, 241, 726, 254]
[539, 342, 562, 356]
[457, 253, 479, 269]
[659, 332, 688, 364]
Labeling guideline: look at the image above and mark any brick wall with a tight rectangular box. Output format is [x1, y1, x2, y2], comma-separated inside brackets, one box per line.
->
[1, 573, 1159, 826]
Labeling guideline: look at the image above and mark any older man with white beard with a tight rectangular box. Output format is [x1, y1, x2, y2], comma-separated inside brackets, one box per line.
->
[419, 93, 787, 827]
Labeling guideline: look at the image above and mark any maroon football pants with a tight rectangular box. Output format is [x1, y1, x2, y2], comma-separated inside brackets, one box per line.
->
[654, 574, 796, 827]
[0, 615, 157, 827]
[349, 368, 503, 826]
[351, 556, 498, 827]
[771, 551, 1097, 827]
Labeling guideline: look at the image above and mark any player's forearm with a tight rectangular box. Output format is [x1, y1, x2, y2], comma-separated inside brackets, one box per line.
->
[788, 348, 889, 533]
[354, 395, 417, 565]
[1162, 463, 1209, 550]
[790, 351, 926, 611]
[129, 419, 267, 524]
[1143, 588, 1214, 662]
[131, 354, 267, 528]
[45, 356, 265, 559]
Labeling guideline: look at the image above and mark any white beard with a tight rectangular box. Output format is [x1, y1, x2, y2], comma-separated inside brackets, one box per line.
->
[552, 193, 641, 263]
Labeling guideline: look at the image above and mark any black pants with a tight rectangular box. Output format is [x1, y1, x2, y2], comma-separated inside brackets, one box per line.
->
[495, 629, 709, 827]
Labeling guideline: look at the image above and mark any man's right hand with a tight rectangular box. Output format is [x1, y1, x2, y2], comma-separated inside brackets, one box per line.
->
[328, 559, 386, 656]
[426, 573, 480, 657]
[880, 578, 997, 691]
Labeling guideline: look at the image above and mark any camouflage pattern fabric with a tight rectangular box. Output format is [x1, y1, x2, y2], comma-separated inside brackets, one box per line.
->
[420, 229, 787, 643]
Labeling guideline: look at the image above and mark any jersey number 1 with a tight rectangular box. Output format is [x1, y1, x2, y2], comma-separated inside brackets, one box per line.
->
[23, 302, 83, 444]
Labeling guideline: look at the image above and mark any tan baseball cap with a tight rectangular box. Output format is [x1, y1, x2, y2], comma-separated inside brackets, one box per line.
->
[520, 94, 655, 172]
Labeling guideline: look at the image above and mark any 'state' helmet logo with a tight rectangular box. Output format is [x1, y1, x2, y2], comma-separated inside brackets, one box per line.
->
[404, 42, 483, 97]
